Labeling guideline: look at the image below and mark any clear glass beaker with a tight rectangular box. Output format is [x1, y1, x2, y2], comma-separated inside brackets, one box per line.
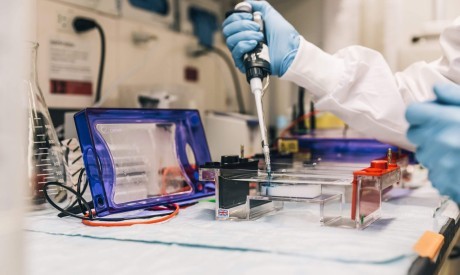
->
[25, 42, 70, 210]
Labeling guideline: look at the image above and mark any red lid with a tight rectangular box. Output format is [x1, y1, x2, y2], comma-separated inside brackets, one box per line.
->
[371, 160, 388, 170]
[364, 167, 382, 173]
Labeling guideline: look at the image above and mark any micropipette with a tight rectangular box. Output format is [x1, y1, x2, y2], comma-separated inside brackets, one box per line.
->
[232, 2, 272, 176]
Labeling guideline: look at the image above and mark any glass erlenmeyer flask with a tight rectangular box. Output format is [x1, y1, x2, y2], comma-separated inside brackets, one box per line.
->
[25, 42, 70, 210]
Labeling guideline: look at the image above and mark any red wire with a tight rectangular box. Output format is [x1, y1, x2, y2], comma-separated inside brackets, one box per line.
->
[83, 164, 199, 227]
[279, 111, 319, 138]
[81, 203, 180, 227]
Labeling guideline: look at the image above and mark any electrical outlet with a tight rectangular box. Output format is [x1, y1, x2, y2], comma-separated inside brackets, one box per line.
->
[56, 9, 75, 33]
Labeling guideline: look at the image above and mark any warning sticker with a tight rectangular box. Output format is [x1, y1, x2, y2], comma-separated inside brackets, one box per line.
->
[49, 38, 92, 95]
[278, 139, 299, 154]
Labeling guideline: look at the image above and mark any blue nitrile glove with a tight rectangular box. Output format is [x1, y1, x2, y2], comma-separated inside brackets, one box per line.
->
[222, 0, 300, 77]
[406, 83, 460, 203]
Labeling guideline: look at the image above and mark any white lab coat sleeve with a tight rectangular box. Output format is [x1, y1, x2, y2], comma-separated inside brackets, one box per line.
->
[395, 17, 460, 103]
[281, 18, 460, 151]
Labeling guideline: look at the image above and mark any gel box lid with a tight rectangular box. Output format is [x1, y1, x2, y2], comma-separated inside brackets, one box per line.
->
[74, 108, 213, 217]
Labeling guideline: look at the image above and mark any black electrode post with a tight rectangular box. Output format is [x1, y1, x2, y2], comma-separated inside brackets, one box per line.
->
[310, 101, 316, 134]
[291, 103, 297, 135]
[73, 17, 105, 105]
[297, 87, 306, 133]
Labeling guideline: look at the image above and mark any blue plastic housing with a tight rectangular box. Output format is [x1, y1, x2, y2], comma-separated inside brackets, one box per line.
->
[277, 137, 409, 163]
[74, 108, 213, 217]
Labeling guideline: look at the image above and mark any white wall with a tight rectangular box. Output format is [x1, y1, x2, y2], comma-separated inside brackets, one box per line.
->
[35, 0, 236, 115]
[354, 0, 460, 71]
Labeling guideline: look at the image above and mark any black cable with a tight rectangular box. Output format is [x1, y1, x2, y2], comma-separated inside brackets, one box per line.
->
[43, 174, 175, 222]
[57, 173, 91, 218]
[44, 181, 173, 222]
[73, 17, 105, 105]
[52, 141, 177, 222]
[44, 182, 94, 220]
[64, 139, 72, 164]
[63, 168, 87, 213]
[75, 168, 87, 215]
[80, 176, 89, 199]
[297, 87, 306, 132]
[310, 101, 316, 133]
[209, 47, 246, 114]
[44, 181, 175, 222]
[449, 245, 460, 259]
[94, 24, 105, 104]
[172, 0, 181, 32]
[291, 103, 297, 135]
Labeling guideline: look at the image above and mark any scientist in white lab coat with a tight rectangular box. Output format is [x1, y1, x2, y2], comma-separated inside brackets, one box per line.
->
[223, 1, 460, 202]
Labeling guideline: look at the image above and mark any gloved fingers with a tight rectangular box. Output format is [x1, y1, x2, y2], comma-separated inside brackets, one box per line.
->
[246, 1, 271, 13]
[429, 168, 460, 203]
[231, 40, 258, 72]
[226, 30, 264, 50]
[415, 142, 443, 170]
[438, 149, 460, 173]
[222, 12, 253, 30]
[434, 83, 460, 106]
[223, 16, 260, 38]
[406, 102, 442, 125]
[436, 127, 460, 149]
[451, 190, 460, 205]
[231, 40, 258, 60]
[412, 126, 460, 166]
[407, 124, 440, 147]
[428, 169, 446, 195]
[233, 60, 245, 74]
[233, 57, 246, 74]
[417, 128, 460, 173]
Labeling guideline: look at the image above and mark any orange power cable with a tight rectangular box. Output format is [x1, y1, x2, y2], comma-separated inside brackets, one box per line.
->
[81, 203, 180, 227]
[279, 111, 319, 138]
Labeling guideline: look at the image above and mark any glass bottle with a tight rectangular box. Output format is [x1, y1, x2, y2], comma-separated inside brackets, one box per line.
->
[25, 42, 70, 210]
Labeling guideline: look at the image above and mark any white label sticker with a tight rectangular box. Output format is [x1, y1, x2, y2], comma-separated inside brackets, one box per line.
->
[49, 38, 93, 95]
[217, 208, 230, 218]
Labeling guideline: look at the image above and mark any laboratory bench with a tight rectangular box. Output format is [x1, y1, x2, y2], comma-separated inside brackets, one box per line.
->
[25, 185, 459, 275]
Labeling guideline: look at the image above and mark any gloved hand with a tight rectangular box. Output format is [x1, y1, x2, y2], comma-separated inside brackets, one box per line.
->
[222, 0, 300, 77]
[406, 83, 460, 203]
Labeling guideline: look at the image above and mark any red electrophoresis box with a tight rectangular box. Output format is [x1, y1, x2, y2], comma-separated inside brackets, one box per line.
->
[351, 160, 401, 221]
